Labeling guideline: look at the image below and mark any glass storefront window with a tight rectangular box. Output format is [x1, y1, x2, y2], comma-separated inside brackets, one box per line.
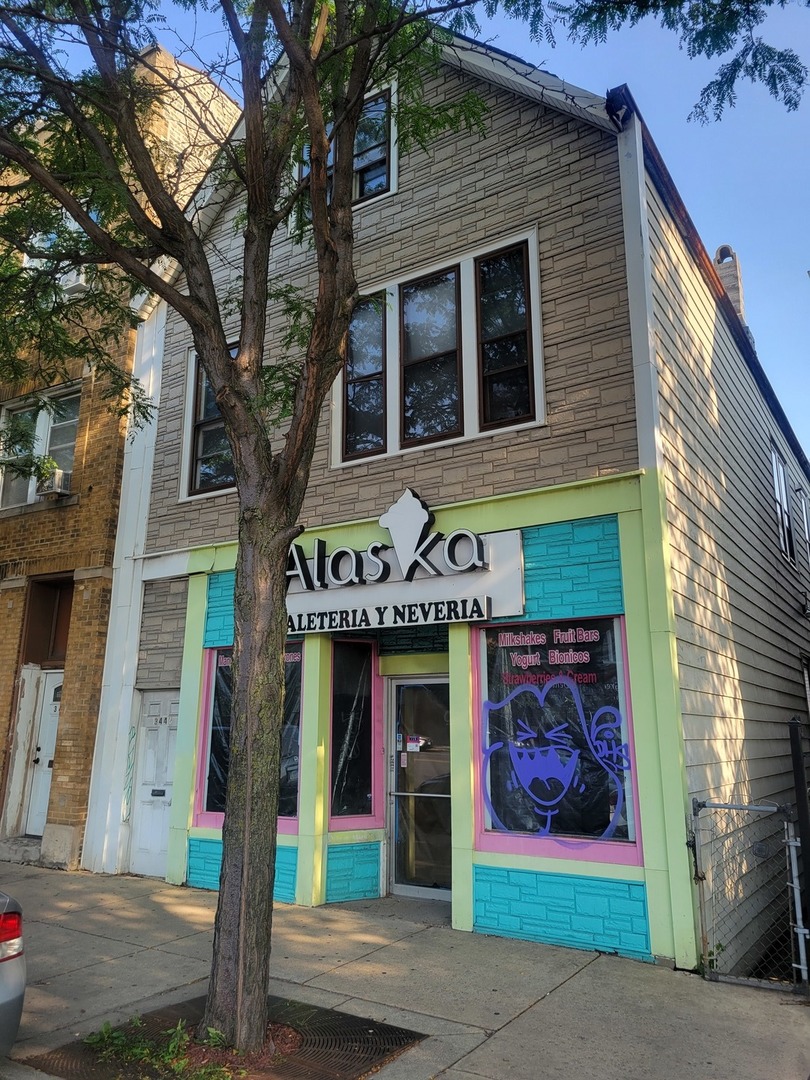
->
[330, 640, 374, 817]
[482, 618, 634, 842]
[204, 642, 303, 817]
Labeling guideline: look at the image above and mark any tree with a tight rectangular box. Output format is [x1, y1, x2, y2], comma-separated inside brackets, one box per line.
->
[0, 0, 490, 1054]
[0, 0, 805, 1057]
[552, 0, 809, 120]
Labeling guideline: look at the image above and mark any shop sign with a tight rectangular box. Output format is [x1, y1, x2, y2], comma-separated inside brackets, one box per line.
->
[286, 489, 523, 632]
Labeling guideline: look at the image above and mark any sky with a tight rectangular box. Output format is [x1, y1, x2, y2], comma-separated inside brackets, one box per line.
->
[161, 2, 810, 451]
[474, 4, 810, 452]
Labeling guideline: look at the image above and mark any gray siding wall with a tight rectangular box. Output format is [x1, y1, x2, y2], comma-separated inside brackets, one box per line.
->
[136, 578, 188, 689]
[647, 176, 810, 806]
[146, 66, 639, 552]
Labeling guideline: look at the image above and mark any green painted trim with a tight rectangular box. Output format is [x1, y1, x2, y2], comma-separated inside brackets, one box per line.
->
[379, 653, 450, 676]
[473, 850, 644, 881]
[178, 475, 643, 566]
[448, 623, 474, 931]
[166, 573, 208, 885]
[622, 471, 698, 967]
[188, 827, 222, 841]
[295, 635, 332, 906]
[188, 826, 297, 846]
[327, 830, 384, 845]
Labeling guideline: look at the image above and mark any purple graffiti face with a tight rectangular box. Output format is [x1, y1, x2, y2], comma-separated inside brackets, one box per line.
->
[482, 676, 631, 840]
[508, 742, 580, 810]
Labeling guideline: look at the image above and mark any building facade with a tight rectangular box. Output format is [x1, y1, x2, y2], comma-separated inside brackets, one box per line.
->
[0, 52, 239, 869]
[82, 41, 810, 969]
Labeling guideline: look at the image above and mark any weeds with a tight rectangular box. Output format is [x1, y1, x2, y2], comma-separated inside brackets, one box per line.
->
[84, 1018, 241, 1079]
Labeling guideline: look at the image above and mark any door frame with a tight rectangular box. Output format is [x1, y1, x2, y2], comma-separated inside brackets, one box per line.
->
[24, 669, 63, 837]
[385, 674, 451, 901]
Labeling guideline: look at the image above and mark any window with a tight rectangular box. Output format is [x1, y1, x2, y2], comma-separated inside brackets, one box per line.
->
[300, 89, 392, 216]
[771, 445, 795, 562]
[202, 643, 303, 818]
[336, 234, 542, 462]
[344, 297, 387, 458]
[331, 639, 375, 819]
[477, 244, 534, 428]
[401, 269, 462, 445]
[481, 618, 634, 844]
[189, 360, 236, 495]
[0, 390, 80, 509]
[800, 491, 810, 567]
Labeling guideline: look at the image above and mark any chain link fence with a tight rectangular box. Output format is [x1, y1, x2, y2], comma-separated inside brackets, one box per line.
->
[691, 800, 804, 987]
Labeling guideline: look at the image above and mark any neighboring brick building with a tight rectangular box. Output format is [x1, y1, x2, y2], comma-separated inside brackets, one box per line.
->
[84, 38, 809, 977]
[0, 52, 239, 868]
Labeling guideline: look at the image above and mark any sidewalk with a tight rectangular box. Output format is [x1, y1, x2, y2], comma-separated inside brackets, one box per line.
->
[1, 861, 808, 1080]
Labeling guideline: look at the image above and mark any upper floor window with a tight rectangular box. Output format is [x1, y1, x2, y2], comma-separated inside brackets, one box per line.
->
[771, 445, 796, 562]
[338, 233, 542, 463]
[189, 360, 236, 496]
[300, 89, 393, 217]
[0, 390, 80, 509]
[800, 491, 810, 568]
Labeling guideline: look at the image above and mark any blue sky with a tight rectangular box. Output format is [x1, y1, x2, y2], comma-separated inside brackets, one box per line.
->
[476, 4, 810, 453]
[163, 2, 810, 451]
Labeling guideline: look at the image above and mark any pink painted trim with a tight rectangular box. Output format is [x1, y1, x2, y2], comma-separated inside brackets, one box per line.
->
[618, 619, 644, 863]
[329, 638, 385, 831]
[192, 650, 216, 827]
[472, 619, 642, 868]
[192, 646, 300, 832]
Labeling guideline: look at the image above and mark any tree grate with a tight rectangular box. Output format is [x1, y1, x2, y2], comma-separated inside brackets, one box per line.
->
[18, 994, 426, 1079]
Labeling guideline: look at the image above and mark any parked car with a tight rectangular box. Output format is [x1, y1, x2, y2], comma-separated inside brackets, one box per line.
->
[0, 890, 25, 1057]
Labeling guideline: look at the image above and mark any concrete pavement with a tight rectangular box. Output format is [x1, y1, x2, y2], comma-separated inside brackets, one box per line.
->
[0, 861, 808, 1079]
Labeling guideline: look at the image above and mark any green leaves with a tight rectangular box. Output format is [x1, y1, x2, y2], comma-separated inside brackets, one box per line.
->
[553, 0, 809, 119]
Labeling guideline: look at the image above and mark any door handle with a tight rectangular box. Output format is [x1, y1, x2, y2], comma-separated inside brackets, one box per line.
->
[32, 757, 40, 765]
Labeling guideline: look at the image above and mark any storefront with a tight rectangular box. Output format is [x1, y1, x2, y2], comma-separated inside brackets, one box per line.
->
[170, 478, 692, 965]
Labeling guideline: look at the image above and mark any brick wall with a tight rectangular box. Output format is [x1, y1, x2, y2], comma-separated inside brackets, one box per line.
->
[0, 581, 26, 790]
[0, 338, 134, 845]
[46, 569, 113, 829]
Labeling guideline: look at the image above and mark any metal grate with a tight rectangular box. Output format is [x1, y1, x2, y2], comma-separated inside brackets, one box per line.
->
[692, 799, 798, 986]
[20, 994, 425, 1080]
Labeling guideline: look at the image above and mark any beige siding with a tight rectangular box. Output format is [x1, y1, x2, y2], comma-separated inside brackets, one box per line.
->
[136, 578, 188, 689]
[146, 67, 638, 552]
[647, 176, 810, 806]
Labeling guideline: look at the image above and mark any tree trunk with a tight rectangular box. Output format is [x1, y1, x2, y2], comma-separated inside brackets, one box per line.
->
[202, 495, 294, 1053]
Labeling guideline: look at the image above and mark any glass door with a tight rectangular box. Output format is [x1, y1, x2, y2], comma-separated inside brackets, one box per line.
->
[389, 680, 451, 897]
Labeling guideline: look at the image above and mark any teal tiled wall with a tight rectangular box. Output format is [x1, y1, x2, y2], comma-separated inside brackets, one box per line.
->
[473, 865, 651, 959]
[187, 837, 297, 902]
[203, 571, 236, 648]
[325, 843, 381, 901]
[516, 516, 623, 620]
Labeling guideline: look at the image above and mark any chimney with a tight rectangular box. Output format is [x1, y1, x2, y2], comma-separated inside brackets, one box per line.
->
[714, 244, 754, 347]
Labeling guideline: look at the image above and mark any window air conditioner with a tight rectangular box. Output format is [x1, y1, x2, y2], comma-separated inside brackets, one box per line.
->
[59, 268, 87, 295]
[36, 469, 72, 498]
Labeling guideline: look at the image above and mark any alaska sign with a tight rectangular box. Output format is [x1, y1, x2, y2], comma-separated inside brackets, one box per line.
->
[286, 489, 524, 633]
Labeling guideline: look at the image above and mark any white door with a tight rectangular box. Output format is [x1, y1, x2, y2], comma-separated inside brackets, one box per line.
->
[25, 671, 62, 837]
[129, 692, 179, 878]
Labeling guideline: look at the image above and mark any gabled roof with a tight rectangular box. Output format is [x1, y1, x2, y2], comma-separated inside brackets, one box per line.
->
[440, 33, 616, 133]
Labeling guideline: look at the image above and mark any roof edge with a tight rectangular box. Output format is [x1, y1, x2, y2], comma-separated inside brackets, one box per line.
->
[606, 83, 810, 481]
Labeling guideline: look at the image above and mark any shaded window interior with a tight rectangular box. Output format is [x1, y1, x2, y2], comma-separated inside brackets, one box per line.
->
[23, 578, 73, 665]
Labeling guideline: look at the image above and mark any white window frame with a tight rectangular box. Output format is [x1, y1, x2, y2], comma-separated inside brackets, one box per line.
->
[0, 386, 81, 509]
[799, 489, 810, 569]
[292, 83, 399, 244]
[771, 444, 796, 563]
[179, 349, 237, 503]
[330, 228, 545, 467]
